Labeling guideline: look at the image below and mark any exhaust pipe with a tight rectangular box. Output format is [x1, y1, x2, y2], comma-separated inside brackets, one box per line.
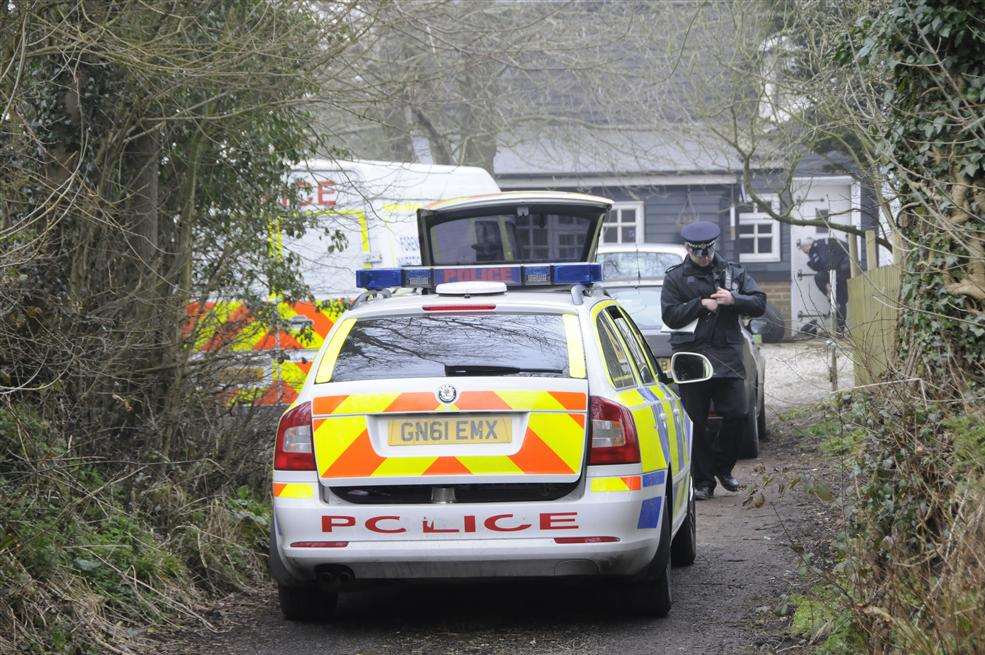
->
[315, 565, 354, 591]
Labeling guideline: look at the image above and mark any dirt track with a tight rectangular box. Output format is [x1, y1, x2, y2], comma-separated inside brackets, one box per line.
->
[163, 344, 835, 654]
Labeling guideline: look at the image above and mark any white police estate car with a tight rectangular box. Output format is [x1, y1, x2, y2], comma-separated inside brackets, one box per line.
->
[268, 192, 713, 621]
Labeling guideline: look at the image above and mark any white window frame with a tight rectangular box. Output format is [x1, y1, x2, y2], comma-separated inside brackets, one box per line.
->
[602, 201, 644, 245]
[737, 195, 781, 263]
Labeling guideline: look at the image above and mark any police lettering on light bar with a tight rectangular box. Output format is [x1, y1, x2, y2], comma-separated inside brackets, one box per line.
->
[355, 264, 602, 290]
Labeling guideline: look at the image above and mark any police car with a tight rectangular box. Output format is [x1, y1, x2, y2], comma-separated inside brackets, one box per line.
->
[268, 192, 714, 621]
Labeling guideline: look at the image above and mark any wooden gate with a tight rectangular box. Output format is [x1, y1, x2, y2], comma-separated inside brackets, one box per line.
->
[847, 265, 901, 385]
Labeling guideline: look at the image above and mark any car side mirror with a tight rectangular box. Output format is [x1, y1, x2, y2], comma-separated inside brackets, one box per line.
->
[670, 352, 714, 384]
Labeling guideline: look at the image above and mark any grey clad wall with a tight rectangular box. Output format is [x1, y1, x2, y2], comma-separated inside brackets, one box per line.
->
[498, 179, 792, 282]
[584, 184, 791, 282]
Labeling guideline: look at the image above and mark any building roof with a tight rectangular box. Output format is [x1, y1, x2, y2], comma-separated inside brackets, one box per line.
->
[493, 129, 755, 179]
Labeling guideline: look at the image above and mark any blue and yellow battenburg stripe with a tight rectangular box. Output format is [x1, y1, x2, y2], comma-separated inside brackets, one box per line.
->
[637, 470, 667, 529]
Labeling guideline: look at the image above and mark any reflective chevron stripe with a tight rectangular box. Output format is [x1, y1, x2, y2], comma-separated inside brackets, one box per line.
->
[271, 482, 315, 499]
[186, 299, 348, 353]
[312, 390, 588, 416]
[310, 390, 588, 480]
[186, 299, 350, 406]
[590, 475, 643, 492]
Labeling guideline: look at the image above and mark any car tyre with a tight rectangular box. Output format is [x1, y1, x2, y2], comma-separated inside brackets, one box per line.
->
[757, 387, 768, 441]
[739, 388, 760, 459]
[750, 303, 785, 343]
[671, 484, 697, 567]
[277, 583, 338, 622]
[626, 488, 673, 617]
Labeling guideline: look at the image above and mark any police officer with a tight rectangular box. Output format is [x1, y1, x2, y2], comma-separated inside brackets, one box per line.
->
[661, 221, 767, 500]
[798, 237, 850, 335]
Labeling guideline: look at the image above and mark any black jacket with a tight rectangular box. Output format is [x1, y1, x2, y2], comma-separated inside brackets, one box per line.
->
[660, 255, 767, 378]
[807, 238, 850, 293]
[807, 239, 850, 275]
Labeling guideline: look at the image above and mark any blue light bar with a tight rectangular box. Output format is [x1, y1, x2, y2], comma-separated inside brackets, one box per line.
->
[552, 263, 603, 285]
[355, 263, 603, 290]
[355, 268, 403, 290]
[522, 265, 551, 285]
[433, 266, 522, 286]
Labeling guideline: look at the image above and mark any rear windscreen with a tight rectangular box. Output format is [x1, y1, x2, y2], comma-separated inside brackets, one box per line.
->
[425, 212, 600, 265]
[597, 252, 683, 280]
[330, 313, 573, 382]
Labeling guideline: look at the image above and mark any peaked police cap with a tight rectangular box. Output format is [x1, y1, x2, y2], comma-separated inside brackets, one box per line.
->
[680, 221, 721, 245]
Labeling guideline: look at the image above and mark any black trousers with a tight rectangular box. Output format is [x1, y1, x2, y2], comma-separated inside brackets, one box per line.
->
[679, 377, 748, 490]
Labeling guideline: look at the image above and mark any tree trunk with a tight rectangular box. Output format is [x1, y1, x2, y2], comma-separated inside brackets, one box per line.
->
[126, 127, 160, 273]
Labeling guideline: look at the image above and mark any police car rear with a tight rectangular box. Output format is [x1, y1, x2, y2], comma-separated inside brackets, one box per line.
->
[268, 192, 702, 622]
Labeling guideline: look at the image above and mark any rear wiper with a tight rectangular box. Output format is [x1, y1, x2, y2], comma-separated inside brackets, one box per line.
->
[444, 364, 565, 376]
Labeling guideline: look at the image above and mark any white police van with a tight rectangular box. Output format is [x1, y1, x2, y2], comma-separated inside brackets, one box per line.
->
[268, 192, 712, 621]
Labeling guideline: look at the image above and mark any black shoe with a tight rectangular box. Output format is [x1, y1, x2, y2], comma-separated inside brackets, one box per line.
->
[694, 486, 714, 501]
[716, 474, 741, 492]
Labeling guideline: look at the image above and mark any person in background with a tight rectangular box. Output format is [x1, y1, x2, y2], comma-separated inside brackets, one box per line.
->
[798, 237, 850, 335]
[661, 221, 767, 500]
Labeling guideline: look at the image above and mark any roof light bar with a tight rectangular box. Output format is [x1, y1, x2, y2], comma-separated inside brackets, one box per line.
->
[355, 263, 602, 290]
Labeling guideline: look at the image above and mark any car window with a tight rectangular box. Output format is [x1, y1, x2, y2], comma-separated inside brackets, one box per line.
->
[604, 286, 664, 330]
[596, 313, 637, 389]
[428, 212, 597, 265]
[609, 307, 656, 384]
[597, 252, 683, 281]
[326, 313, 571, 382]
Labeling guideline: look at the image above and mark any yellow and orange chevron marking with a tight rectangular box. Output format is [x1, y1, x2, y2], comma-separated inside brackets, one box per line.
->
[272, 482, 315, 499]
[185, 299, 350, 353]
[186, 298, 350, 406]
[312, 390, 588, 415]
[311, 390, 588, 480]
[590, 475, 643, 492]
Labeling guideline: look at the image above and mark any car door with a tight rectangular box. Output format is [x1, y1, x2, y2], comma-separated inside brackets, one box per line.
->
[606, 305, 692, 529]
[593, 304, 675, 489]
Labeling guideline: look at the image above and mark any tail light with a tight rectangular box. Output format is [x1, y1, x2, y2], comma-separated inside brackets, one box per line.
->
[588, 396, 640, 465]
[274, 401, 315, 470]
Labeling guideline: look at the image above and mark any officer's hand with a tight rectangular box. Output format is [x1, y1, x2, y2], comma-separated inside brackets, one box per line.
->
[711, 287, 734, 305]
[701, 298, 719, 312]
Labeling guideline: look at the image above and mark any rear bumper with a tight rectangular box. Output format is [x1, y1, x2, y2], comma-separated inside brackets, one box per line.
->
[271, 469, 667, 583]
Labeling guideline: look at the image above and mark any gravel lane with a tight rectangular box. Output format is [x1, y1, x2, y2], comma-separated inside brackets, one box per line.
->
[762, 340, 854, 417]
[161, 344, 835, 655]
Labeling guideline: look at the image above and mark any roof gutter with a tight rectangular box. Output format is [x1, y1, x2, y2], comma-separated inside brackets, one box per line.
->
[496, 173, 740, 188]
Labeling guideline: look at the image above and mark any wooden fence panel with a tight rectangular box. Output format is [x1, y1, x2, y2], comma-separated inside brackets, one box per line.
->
[847, 265, 901, 385]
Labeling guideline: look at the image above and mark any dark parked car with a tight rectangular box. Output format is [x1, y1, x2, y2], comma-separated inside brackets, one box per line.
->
[603, 281, 767, 458]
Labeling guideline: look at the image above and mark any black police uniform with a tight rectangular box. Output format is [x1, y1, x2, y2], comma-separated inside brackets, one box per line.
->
[661, 223, 767, 494]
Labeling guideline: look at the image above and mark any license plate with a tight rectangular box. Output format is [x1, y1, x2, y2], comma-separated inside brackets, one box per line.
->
[388, 415, 512, 446]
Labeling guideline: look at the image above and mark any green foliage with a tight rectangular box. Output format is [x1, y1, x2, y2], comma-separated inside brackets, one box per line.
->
[844, 0, 985, 391]
[818, 390, 985, 654]
[790, 589, 865, 654]
[0, 403, 270, 654]
[0, 0, 351, 455]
